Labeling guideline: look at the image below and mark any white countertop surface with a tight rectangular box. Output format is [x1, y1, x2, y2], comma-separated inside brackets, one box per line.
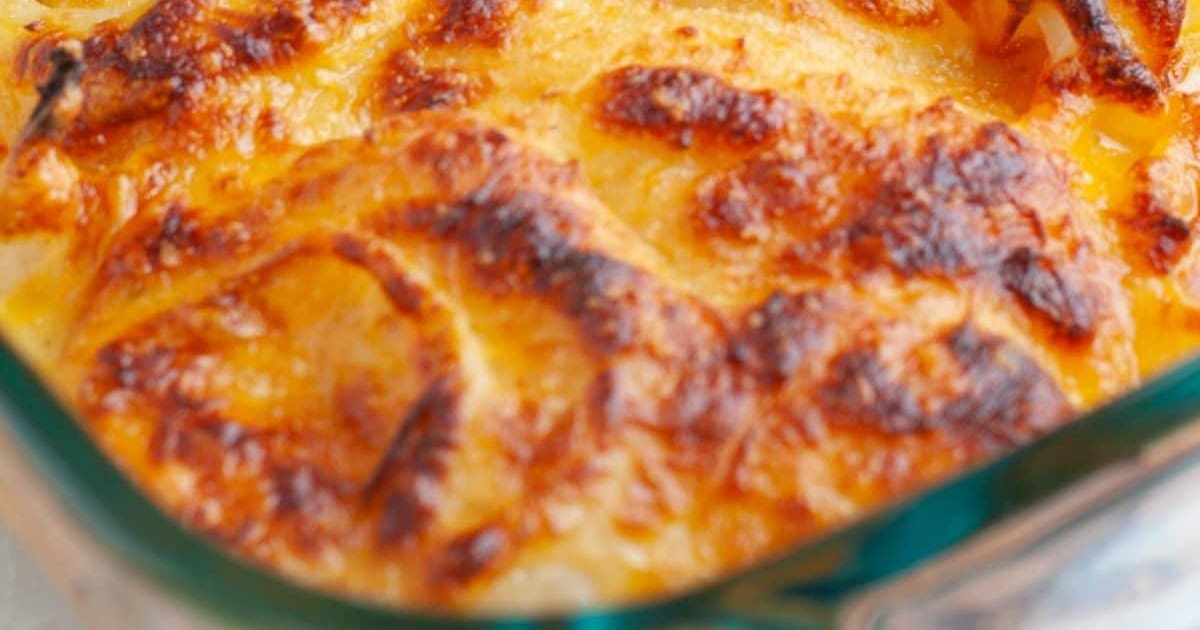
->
[0, 521, 80, 630]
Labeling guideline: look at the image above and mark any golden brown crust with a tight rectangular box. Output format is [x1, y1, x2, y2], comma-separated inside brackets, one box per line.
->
[1057, 0, 1164, 107]
[598, 66, 791, 149]
[1117, 152, 1198, 274]
[821, 323, 1072, 443]
[378, 52, 481, 115]
[696, 101, 1104, 341]
[0, 0, 1195, 613]
[422, 0, 521, 46]
[82, 2, 315, 116]
[81, 229, 465, 556]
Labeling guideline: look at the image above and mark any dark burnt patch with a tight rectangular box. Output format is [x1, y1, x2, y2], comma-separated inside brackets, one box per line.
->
[696, 114, 850, 239]
[1045, 0, 1164, 108]
[96, 202, 267, 286]
[827, 125, 1040, 278]
[401, 124, 571, 192]
[724, 113, 1102, 341]
[19, 42, 83, 143]
[1000, 247, 1095, 340]
[151, 415, 248, 471]
[379, 52, 480, 114]
[822, 347, 925, 434]
[598, 66, 791, 149]
[422, 0, 518, 46]
[84, 329, 355, 549]
[1118, 157, 1193, 273]
[729, 291, 839, 385]
[939, 324, 1073, 442]
[87, 335, 257, 471]
[331, 233, 425, 314]
[400, 191, 643, 352]
[376, 186, 705, 356]
[1122, 209, 1190, 273]
[658, 362, 754, 456]
[583, 349, 752, 468]
[822, 324, 1072, 446]
[82, 241, 463, 555]
[86, 0, 368, 79]
[83, 333, 218, 424]
[364, 377, 461, 547]
[427, 524, 511, 589]
[67, 0, 368, 136]
[267, 463, 351, 519]
[216, 8, 313, 70]
[1060, 0, 1163, 108]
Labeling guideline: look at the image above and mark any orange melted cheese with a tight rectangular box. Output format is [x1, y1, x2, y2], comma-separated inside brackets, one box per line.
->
[1, 0, 1200, 613]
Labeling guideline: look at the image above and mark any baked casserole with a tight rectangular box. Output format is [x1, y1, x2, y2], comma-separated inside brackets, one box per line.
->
[1, 0, 1199, 612]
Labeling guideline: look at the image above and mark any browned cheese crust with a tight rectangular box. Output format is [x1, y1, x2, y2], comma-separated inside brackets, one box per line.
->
[1, 0, 1199, 613]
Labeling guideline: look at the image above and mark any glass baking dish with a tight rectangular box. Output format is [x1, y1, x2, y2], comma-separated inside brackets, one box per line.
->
[2, 321, 1200, 629]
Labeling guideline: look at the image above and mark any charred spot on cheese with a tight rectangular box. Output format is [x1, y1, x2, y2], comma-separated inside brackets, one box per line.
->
[387, 189, 693, 355]
[268, 464, 350, 519]
[365, 376, 461, 547]
[696, 110, 851, 239]
[422, 0, 518, 46]
[94, 202, 266, 288]
[379, 52, 480, 114]
[85, 333, 212, 424]
[829, 125, 1099, 339]
[19, 42, 83, 143]
[999, 248, 1095, 340]
[427, 524, 511, 589]
[69, 0, 368, 138]
[81, 236, 463, 554]
[1110, 0, 1185, 73]
[1127, 0, 1186, 51]
[343, 123, 708, 357]
[401, 122, 571, 191]
[598, 66, 791, 149]
[822, 324, 1071, 446]
[698, 104, 1102, 341]
[823, 347, 923, 433]
[1118, 156, 1195, 273]
[940, 324, 1074, 442]
[730, 291, 840, 385]
[1122, 208, 1191, 273]
[1059, 0, 1163, 107]
[330, 233, 425, 313]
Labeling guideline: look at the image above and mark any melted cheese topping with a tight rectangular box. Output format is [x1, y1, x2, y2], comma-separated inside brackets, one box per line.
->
[1, 0, 1199, 613]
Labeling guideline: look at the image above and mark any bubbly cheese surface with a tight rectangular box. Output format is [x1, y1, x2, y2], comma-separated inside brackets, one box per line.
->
[1, 0, 1200, 613]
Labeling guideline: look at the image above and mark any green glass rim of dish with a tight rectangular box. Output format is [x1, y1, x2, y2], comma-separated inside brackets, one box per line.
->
[1, 327, 1199, 629]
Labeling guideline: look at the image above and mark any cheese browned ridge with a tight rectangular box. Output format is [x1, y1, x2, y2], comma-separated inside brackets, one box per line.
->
[1, 0, 1200, 613]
